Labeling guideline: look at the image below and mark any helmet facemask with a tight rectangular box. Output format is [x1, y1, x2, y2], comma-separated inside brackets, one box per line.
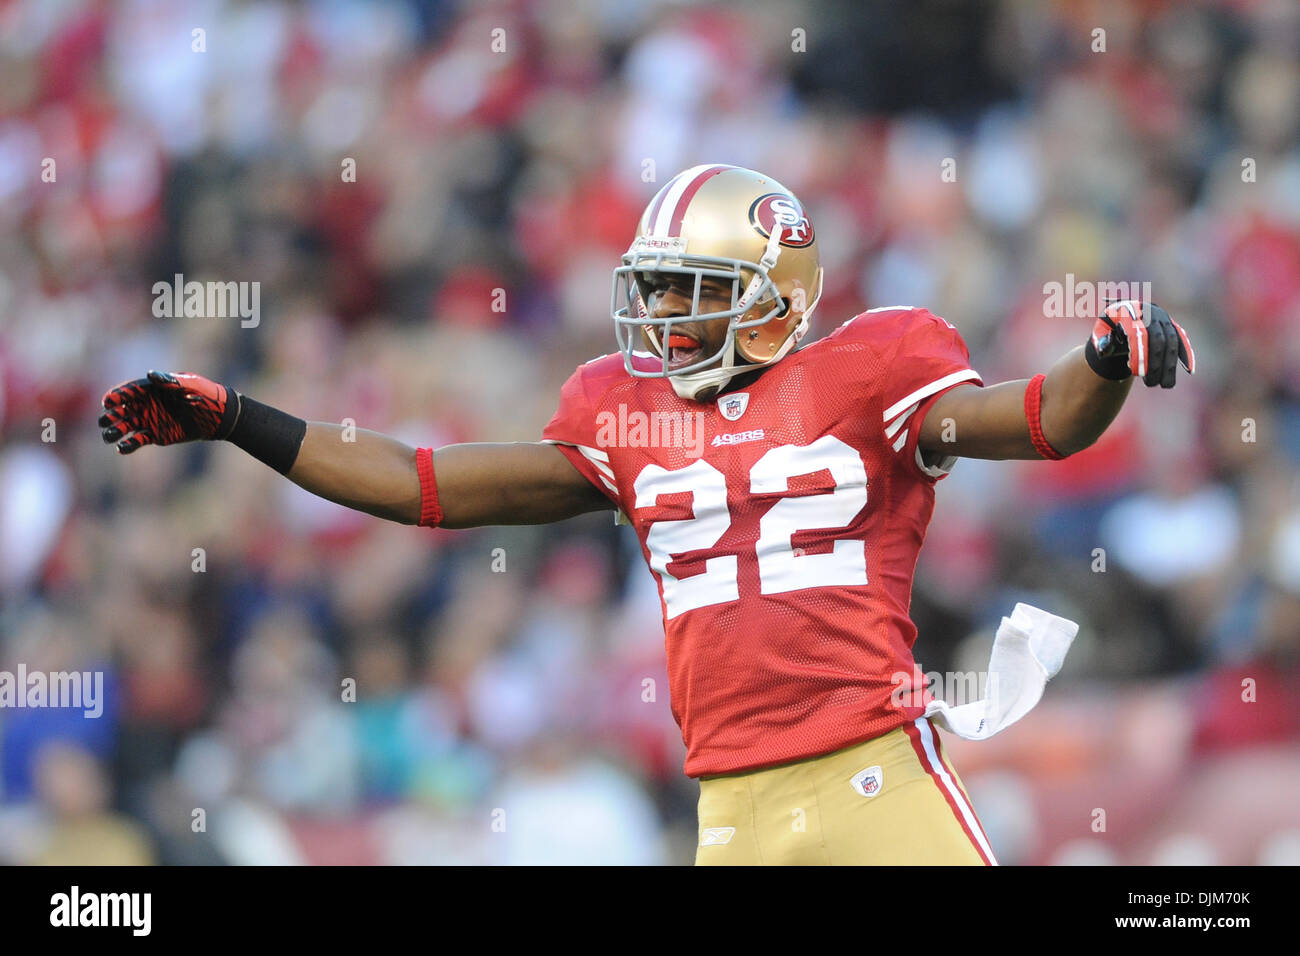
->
[612, 228, 806, 402]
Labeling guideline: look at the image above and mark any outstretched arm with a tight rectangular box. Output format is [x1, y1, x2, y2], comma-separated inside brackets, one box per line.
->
[919, 346, 1131, 460]
[288, 426, 611, 527]
[919, 301, 1194, 462]
[100, 371, 612, 527]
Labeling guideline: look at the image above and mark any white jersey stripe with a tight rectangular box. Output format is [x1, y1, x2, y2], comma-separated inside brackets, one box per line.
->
[577, 447, 616, 481]
[883, 369, 981, 422]
[542, 439, 618, 492]
[884, 403, 919, 440]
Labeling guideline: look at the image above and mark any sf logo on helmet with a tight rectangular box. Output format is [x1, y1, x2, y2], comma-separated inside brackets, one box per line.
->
[748, 193, 814, 248]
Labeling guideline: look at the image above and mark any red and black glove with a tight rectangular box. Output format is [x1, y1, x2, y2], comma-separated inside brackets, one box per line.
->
[1086, 301, 1196, 388]
[100, 370, 306, 473]
[99, 370, 239, 454]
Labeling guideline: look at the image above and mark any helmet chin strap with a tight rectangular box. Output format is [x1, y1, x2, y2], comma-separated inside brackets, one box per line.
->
[668, 307, 812, 401]
[669, 338, 741, 401]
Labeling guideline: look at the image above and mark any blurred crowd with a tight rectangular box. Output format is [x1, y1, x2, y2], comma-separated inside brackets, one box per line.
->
[1, 0, 1299, 865]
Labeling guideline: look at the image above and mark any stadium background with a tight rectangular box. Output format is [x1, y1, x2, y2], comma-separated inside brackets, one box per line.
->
[1, 0, 1299, 865]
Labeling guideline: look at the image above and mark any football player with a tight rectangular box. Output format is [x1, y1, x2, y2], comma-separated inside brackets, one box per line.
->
[101, 164, 1193, 865]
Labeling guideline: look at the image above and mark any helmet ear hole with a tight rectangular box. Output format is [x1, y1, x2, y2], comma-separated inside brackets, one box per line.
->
[778, 297, 790, 317]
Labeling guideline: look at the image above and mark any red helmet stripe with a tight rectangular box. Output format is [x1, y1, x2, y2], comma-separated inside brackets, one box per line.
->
[668, 164, 728, 237]
[645, 181, 672, 234]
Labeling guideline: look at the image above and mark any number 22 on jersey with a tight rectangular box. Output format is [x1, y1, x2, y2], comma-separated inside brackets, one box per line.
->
[632, 435, 869, 618]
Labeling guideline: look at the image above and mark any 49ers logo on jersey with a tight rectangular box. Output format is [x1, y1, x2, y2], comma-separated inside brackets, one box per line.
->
[748, 193, 814, 248]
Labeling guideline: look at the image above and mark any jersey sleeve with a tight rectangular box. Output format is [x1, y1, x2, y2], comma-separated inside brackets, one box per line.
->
[880, 308, 983, 482]
[541, 364, 623, 507]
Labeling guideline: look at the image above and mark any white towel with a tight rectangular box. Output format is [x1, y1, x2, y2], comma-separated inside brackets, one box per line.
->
[923, 603, 1079, 740]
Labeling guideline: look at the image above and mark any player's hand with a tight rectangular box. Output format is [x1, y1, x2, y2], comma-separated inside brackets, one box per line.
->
[99, 370, 239, 454]
[1087, 301, 1195, 388]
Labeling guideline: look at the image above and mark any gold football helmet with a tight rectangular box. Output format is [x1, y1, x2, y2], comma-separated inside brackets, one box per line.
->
[611, 164, 824, 401]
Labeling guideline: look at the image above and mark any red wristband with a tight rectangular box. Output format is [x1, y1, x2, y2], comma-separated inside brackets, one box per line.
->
[415, 447, 444, 527]
[1024, 374, 1066, 460]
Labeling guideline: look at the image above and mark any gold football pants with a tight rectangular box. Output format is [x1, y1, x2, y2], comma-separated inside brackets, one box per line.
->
[694, 716, 997, 865]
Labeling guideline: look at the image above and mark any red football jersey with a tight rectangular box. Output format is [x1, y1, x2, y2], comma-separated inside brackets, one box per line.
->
[542, 307, 983, 777]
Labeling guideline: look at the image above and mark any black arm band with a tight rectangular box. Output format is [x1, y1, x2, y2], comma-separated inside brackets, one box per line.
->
[1084, 337, 1133, 381]
[225, 394, 308, 475]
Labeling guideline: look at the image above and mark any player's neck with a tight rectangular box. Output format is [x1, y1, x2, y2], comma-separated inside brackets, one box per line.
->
[717, 366, 765, 396]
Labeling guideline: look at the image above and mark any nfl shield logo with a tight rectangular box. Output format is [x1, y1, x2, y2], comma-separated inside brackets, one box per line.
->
[719, 392, 749, 421]
[850, 765, 883, 798]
